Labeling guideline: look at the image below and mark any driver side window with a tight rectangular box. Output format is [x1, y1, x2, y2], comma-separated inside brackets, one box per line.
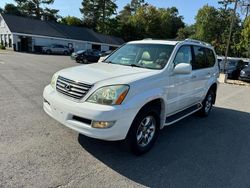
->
[173, 45, 192, 66]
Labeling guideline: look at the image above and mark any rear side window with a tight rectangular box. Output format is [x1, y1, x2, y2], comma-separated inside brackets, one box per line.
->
[192, 46, 207, 70]
[205, 48, 216, 67]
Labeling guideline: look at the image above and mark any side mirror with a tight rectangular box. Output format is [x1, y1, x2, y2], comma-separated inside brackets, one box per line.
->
[174, 63, 192, 74]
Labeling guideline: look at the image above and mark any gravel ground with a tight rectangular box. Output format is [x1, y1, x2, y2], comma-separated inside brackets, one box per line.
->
[1, 52, 250, 188]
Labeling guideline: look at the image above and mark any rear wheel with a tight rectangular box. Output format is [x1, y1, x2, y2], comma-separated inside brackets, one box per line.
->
[126, 105, 160, 155]
[83, 59, 88, 64]
[63, 51, 69, 55]
[46, 50, 52, 54]
[198, 89, 215, 117]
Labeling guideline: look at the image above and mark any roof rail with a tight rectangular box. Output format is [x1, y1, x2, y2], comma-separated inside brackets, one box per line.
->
[185, 38, 212, 47]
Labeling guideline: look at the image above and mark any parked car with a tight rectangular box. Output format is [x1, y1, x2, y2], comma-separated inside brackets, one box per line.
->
[71, 50, 86, 60]
[43, 39, 219, 155]
[75, 50, 101, 63]
[98, 50, 113, 62]
[42, 44, 70, 55]
[219, 59, 248, 79]
[239, 63, 250, 82]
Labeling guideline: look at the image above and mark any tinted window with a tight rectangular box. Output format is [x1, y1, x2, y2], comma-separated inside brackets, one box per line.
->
[173, 45, 192, 65]
[193, 46, 207, 70]
[205, 48, 216, 67]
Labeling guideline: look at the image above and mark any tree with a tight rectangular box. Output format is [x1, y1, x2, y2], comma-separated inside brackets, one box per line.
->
[193, 5, 241, 56]
[80, 0, 117, 33]
[2, 3, 22, 16]
[42, 8, 60, 21]
[177, 25, 195, 39]
[97, 0, 117, 33]
[131, 0, 145, 14]
[114, 5, 185, 41]
[0, 8, 3, 13]
[59, 16, 83, 26]
[239, 0, 250, 21]
[218, 0, 235, 10]
[240, 16, 250, 56]
[117, 4, 132, 23]
[14, 0, 59, 21]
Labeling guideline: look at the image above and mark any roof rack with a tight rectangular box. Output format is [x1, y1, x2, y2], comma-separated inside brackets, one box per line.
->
[185, 38, 212, 47]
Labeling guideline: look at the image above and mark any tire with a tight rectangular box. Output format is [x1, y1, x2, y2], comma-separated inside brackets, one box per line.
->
[198, 89, 215, 117]
[63, 51, 69, 55]
[83, 59, 88, 64]
[46, 50, 52, 55]
[125, 105, 160, 155]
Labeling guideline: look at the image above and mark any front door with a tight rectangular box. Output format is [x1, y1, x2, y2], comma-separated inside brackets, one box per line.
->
[166, 45, 196, 115]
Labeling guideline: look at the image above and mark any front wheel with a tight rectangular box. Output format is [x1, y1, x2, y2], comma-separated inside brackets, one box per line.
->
[126, 106, 160, 155]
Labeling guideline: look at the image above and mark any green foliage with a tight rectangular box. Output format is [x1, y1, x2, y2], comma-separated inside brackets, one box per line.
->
[2, 3, 22, 16]
[59, 16, 83, 26]
[218, 0, 234, 10]
[185, 5, 242, 57]
[0, 45, 6, 50]
[130, 0, 145, 14]
[14, 0, 59, 21]
[116, 5, 184, 41]
[80, 0, 117, 33]
[240, 16, 250, 56]
[177, 25, 196, 40]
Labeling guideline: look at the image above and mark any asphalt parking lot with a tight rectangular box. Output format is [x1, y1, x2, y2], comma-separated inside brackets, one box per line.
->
[1, 51, 250, 188]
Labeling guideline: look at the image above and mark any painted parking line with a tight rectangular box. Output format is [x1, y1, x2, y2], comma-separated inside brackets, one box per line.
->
[0, 61, 5, 64]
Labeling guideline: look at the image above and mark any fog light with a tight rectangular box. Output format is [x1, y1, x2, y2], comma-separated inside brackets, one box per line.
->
[91, 121, 116, 129]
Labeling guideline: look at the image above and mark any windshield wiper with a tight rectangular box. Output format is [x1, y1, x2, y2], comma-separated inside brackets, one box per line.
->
[129, 63, 143, 68]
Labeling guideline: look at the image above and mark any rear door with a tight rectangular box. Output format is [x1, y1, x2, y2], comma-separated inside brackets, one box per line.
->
[191, 46, 216, 103]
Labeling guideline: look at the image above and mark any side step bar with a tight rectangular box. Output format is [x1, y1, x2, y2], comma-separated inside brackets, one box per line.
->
[165, 103, 202, 126]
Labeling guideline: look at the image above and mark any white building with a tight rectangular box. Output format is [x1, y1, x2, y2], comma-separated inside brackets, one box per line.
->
[0, 14, 124, 52]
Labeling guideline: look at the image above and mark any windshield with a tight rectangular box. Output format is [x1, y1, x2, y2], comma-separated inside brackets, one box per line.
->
[76, 50, 85, 54]
[104, 43, 175, 70]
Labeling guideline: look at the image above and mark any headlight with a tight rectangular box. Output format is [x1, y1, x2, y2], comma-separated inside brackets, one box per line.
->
[241, 70, 245, 75]
[87, 85, 129, 105]
[50, 74, 57, 89]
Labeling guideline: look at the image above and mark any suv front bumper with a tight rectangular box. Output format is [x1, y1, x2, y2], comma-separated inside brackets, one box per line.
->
[43, 85, 138, 141]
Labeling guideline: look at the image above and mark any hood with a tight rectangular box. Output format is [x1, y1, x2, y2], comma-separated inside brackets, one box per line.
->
[57, 63, 156, 84]
[242, 67, 250, 74]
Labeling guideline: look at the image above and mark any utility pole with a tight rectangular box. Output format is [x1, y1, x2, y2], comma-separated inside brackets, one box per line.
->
[224, 0, 239, 73]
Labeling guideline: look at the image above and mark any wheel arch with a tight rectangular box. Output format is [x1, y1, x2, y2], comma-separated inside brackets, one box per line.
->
[135, 98, 166, 129]
[208, 83, 217, 104]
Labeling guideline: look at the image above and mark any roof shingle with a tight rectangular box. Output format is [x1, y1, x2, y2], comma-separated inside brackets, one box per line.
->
[1, 14, 124, 46]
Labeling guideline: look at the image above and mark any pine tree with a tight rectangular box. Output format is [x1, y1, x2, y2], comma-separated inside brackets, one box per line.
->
[15, 0, 59, 21]
[80, 0, 117, 33]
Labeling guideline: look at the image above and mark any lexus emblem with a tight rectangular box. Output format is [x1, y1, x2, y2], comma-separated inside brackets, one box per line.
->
[65, 84, 72, 91]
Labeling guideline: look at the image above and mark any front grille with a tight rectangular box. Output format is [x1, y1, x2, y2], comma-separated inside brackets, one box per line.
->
[56, 76, 92, 100]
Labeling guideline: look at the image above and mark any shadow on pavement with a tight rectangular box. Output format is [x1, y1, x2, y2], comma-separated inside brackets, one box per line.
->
[78, 107, 250, 188]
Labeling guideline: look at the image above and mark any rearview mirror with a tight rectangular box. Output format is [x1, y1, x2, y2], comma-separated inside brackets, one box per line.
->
[174, 63, 192, 74]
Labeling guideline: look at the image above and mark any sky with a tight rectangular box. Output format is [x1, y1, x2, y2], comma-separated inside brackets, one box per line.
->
[0, 0, 223, 24]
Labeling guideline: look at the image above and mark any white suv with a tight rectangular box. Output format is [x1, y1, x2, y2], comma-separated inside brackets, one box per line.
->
[43, 39, 219, 155]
